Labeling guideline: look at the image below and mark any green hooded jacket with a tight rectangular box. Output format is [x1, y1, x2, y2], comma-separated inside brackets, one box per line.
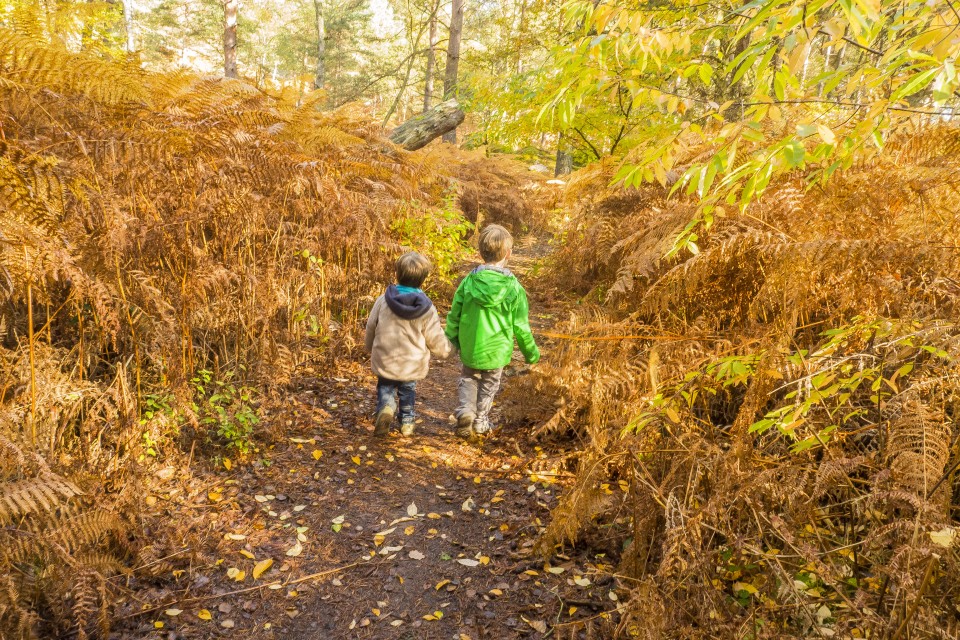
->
[445, 267, 540, 370]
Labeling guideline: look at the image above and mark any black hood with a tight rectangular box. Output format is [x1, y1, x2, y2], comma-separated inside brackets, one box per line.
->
[384, 284, 433, 320]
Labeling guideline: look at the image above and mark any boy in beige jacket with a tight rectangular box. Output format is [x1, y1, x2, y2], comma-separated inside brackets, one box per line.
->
[365, 252, 453, 436]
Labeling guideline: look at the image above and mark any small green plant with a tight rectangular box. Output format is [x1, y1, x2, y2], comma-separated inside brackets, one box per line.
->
[191, 369, 259, 455]
[392, 188, 473, 284]
[138, 392, 179, 459]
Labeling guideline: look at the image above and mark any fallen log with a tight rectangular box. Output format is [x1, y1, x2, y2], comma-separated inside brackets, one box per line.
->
[389, 99, 465, 151]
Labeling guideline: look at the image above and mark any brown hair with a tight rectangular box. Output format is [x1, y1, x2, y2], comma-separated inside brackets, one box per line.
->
[478, 224, 513, 263]
[395, 252, 432, 288]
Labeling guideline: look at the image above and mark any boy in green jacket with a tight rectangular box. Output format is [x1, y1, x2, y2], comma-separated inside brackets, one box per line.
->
[446, 224, 540, 439]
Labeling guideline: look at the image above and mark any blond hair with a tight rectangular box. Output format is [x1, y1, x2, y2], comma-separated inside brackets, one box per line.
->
[478, 224, 513, 263]
[395, 252, 432, 288]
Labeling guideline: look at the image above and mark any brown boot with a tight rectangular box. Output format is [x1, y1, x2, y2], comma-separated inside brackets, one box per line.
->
[455, 413, 476, 440]
[374, 406, 395, 437]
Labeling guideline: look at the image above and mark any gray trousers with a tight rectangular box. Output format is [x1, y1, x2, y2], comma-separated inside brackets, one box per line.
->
[456, 365, 504, 433]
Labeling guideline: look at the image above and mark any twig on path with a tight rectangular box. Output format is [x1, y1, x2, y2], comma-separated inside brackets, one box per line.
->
[117, 561, 365, 621]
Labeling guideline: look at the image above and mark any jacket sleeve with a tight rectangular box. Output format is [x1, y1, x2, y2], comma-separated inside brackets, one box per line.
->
[364, 297, 380, 353]
[423, 309, 454, 359]
[445, 280, 465, 350]
[513, 285, 540, 364]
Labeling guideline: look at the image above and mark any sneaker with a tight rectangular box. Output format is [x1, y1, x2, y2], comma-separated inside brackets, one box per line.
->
[400, 421, 416, 437]
[374, 406, 395, 437]
[473, 417, 494, 435]
[455, 413, 476, 439]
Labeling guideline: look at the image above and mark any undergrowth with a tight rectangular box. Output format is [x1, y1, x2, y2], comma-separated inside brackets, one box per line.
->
[0, 26, 464, 638]
[511, 125, 960, 638]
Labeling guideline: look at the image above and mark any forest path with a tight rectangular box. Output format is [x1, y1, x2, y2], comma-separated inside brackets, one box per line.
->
[124, 235, 616, 639]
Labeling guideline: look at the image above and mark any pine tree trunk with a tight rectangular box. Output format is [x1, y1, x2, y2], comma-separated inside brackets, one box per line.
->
[223, 0, 238, 78]
[313, 0, 325, 90]
[423, 9, 437, 112]
[555, 136, 573, 176]
[390, 99, 465, 151]
[441, 0, 465, 143]
[122, 0, 135, 52]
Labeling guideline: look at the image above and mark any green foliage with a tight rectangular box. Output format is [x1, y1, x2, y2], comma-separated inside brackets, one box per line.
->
[542, 0, 960, 228]
[190, 370, 259, 455]
[391, 189, 474, 285]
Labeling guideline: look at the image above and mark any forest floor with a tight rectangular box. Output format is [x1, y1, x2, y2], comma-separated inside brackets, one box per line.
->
[119, 235, 619, 639]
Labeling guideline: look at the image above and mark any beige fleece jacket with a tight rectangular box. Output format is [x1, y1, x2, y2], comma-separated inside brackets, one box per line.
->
[364, 295, 453, 381]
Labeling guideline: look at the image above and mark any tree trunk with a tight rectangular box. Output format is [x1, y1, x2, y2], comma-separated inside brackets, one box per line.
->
[554, 135, 573, 176]
[441, 0, 464, 143]
[390, 99, 465, 151]
[223, 0, 238, 79]
[313, 0, 325, 90]
[122, 0, 135, 52]
[423, 8, 437, 112]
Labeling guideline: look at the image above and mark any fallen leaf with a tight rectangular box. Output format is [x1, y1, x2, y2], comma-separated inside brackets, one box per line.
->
[351, 456, 361, 465]
[255, 495, 269, 503]
[165, 609, 182, 616]
[574, 576, 591, 587]
[286, 541, 303, 557]
[407, 502, 418, 516]
[154, 621, 164, 629]
[197, 609, 212, 621]
[479, 556, 490, 565]
[404, 526, 415, 535]
[409, 550, 425, 560]
[427, 512, 441, 519]
[253, 558, 274, 579]
[375, 527, 396, 536]
[239, 550, 255, 560]
[208, 491, 223, 502]
[221, 619, 235, 628]
[390, 620, 404, 626]
[457, 559, 480, 567]
[223, 458, 232, 470]
[930, 527, 956, 548]
[568, 606, 578, 616]
[489, 589, 503, 596]
[435, 579, 451, 590]
[546, 566, 565, 574]
[374, 535, 385, 546]
[462, 497, 475, 512]
[312, 450, 323, 460]
[527, 618, 547, 633]
[224, 533, 246, 541]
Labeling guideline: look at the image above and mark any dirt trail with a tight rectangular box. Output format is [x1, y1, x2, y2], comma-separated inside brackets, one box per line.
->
[120, 236, 616, 639]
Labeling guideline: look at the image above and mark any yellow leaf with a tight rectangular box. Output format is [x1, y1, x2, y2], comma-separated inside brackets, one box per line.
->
[351, 456, 361, 465]
[312, 449, 323, 460]
[253, 558, 274, 579]
[733, 581, 758, 595]
[817, 124, 836, 145]
[374, 534, 385, 546]
[404, 526, 415, 535]
[427, 512, 441, 519]
[664, 407, 680, 423]
[197, 609, 212, 621]
[233, 570, 246, 582]
[479, 556, 490, 565]
[223, 458, 232, 470]
[154, 621, 164, 629]
[568, 606, 578, 616]
[372, 608, 381, 617]
[435, 579, 451, 590]
[929, 527, 956, 548]
[473, 476, 481, 484]
[239, 550, 255, 559]
[208, 491, 223, 502]
[489, 589, 503, 596]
